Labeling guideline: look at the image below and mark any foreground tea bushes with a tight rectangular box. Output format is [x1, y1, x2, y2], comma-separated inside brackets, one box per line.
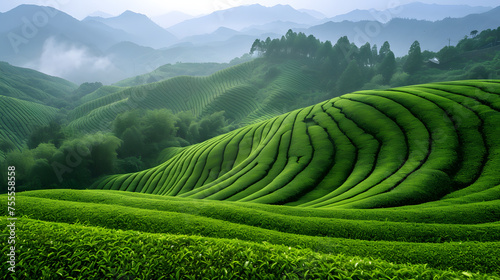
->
[3, 190, 500, 274]
[24, 189, 500, 224]
[94, 80, 500, 208]
[15, 190, 500, 244]
[1, 217, 498, 280]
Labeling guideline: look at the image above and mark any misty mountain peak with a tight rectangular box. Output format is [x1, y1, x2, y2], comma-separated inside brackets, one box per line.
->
[119, 10, 149, 19]
[272, 4, 295, 10]
[167, 3, 318, 38]
[7, 4, 66, 19]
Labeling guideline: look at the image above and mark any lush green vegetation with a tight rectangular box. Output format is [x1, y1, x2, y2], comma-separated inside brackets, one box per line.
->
[65, 57, 330, 135]
[0, 96, 61, 161]
[1, 190, 500, 279]
[2, 27, 500, 279]
[114, 59, 253, 87]
[2, 79, 499, 278]
[0, 61, 77, 106]
[2, 27, 500, 179]
[252, 28, 500, 91]
[93, 80, 500, 209]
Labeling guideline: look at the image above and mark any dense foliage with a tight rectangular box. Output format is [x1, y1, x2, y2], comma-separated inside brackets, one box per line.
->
[252, 28, 500, 91]
[2, 27, 500, 196]
[94, 81, 500, 210]
[1, 27, 500, 280]
[1, 190, 499, 279]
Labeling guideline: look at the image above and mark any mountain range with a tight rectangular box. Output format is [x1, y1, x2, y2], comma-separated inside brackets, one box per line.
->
[0, 3, 498, 84]
[328, 2, 492, 23]
[165, 4, 320, 38]
[83, 11, 177, 49]
[307, 6, 500, 58]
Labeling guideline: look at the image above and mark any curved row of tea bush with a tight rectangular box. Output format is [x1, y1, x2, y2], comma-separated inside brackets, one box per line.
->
[93, 80, 500, 208]
[2, 216, 497, 280]
[16, 190, 500, 243]
[0, 95, 59, 159]
[2, 190, 500, 274]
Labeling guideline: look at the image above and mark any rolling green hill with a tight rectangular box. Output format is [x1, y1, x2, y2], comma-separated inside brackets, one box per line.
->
[2, 80, 500, 279]
[66, 57, 326, 133]
[0, 61, 76, 106]
[0, 95, 60, 159]
[113, 62, 241, 87]
[0, 62, 76, 160]
[0, 57, 330, 166]
[93, 80, 500, 208]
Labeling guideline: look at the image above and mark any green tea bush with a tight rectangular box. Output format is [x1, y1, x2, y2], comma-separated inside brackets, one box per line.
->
[3, 217, 499, 280]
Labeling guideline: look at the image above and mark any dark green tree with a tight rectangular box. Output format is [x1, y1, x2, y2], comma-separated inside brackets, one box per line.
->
[403, 40, 423, 74]
[306, 35, 320, 57]
[4, 150, 35, 184]
[359, 43, 373, 66]
[437, 46, 459, 65]
[457, 36, 475, 52]
[32, 143, 57, 160]
[379, 41, 391, 60]
[119, 127, 145, 157]
[29, 159, 58, 189]
[337, 60, 362, 94]
[250, 39, 262, 55]
[197, 111, 226, 142]
[466, 65, 490, 79]
[88, 133, 122, 177]
[141, 109, 176, 143]
[27, 121, 65, 149]
[371, 44, 379, 62]
[379, 51, 396, 84]
[112, 110, 142, 138]
[175, 111, 195, 139]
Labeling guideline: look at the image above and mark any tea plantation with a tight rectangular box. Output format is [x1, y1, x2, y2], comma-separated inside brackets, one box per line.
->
[94, 80, 500, 208]
[2, 80, 500, 279]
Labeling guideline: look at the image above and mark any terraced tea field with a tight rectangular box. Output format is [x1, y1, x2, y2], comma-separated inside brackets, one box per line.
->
[2, 80, 500, 279]
[94, 80, 500, 208]
[0, 61, 76, 104]
[67, 58, 317, 133]
[0, 62, 76, 159]
[0, 96, 60, 159]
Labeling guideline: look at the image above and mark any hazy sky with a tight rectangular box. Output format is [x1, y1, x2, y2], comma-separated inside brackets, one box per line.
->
[0, 0, 498, 19]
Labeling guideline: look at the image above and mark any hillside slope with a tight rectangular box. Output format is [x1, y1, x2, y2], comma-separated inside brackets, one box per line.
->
[0, 95, 60, 158]
[93, 80, 500, 208]
[67, 58, 322, 133]
[0, 61, 76, 105]
[0, 62, 76, 159]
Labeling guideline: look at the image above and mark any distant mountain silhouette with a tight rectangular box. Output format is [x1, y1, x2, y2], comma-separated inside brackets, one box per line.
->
[307, 5, 500, 56]
[1, 3, 499, 84]
[299, 9, 327, 20]
[84, 11, 177, 49]
[329, 2, 492, 23]
[87, 11, 114, 18]
[167, 4, 319, 38]
[152, 11, 195, 29]
[0, 5, 124, 63]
